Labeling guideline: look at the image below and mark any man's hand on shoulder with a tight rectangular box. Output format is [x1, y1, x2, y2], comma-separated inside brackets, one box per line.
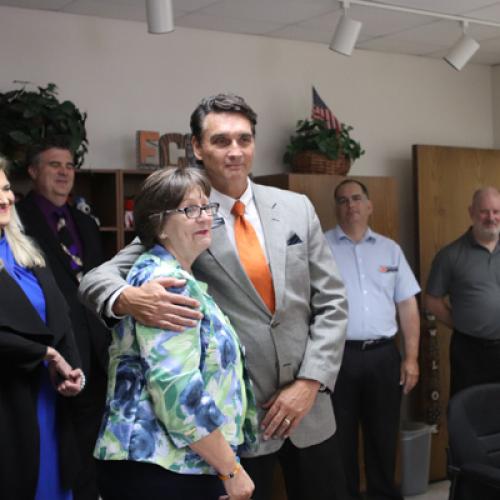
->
[113, 277, 202, 331]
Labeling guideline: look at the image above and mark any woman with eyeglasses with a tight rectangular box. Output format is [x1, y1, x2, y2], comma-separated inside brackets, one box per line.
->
[94, 167, 257, 500]
[0, 156, 84, 500]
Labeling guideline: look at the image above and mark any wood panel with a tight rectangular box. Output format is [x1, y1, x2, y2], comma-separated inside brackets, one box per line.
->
[414, 144, 500, 480]
[255, 173, 399, 241]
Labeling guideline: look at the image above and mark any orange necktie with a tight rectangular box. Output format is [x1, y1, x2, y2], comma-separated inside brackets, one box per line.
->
[232, 200, 275, 313]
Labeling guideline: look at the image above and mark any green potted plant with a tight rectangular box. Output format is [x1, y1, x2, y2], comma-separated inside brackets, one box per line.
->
[283, 118, 364, 176]
[0, 82, 88, 172]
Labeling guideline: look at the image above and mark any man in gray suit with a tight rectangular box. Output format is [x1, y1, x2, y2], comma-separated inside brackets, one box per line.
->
[79, 93, 348, 500]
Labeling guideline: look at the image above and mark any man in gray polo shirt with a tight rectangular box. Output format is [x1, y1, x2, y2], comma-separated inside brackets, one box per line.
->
[425, 186, 500, 396]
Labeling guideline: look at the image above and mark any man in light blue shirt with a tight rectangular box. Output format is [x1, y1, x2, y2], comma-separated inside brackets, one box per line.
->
[325, 179, 420, 500]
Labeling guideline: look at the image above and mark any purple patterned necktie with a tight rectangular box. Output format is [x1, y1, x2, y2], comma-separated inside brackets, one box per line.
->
[54, 210, 83, 281]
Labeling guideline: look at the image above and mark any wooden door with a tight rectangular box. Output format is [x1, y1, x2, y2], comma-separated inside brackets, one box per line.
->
[414, 144, 500, 479]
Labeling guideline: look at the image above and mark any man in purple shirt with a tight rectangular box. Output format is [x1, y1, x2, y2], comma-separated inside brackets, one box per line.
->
[16, 140, 108, 500]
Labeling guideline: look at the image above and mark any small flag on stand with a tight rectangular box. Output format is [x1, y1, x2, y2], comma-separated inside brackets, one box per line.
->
[312, 86, 341, 133]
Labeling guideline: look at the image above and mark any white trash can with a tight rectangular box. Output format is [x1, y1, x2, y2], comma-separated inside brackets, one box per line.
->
[400, 421, 432, 496]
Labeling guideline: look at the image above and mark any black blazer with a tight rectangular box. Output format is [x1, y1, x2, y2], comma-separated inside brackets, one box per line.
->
[0, 265, 81, 500]
[17, 192, 109, 375]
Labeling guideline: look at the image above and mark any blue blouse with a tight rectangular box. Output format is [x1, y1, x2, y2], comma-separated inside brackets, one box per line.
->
[0, 235, 46, 322]
[0, 235, 71, 500]
[95, 245, 258, 475]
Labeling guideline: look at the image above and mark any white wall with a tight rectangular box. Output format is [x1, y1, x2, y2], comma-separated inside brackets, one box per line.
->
[0, 6, 494, 259]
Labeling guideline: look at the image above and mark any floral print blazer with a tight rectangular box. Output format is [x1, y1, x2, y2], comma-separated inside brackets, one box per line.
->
[94, 245, 257, 475]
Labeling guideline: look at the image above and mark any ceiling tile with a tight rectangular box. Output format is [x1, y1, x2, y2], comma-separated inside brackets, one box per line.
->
[367, 18, 500, 46]
[0, 0, 71, 8]
[379, 0, 499, 15]
[292, 9, 342, 33]
[197, 0, 335, 25]
[348, 5, 433, 37]
[466, 3, 500, 22]
[62, 0, 147, 21]
[266, 25, 331, 44]
[272, 20, 377, 42]
[178, 12, 282, 36]
[172, 0, 222, 13]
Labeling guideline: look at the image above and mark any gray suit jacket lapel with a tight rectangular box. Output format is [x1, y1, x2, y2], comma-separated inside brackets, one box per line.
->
[204, 182, 286, 315]
[252, 183, 286, 313]
[206, 219, 267, 312]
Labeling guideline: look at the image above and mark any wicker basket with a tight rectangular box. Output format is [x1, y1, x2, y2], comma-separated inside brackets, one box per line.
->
[290, 151, 351, 176]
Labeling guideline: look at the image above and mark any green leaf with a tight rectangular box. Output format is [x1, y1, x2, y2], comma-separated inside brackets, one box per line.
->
[8, 130, 32, 144]
[284, 118, 365, 164]
[0, 81, 88, 171]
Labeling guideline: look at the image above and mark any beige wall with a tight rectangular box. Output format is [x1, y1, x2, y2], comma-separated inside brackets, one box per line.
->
[0, 6, 495, 259]
[492, 65, 500, 148]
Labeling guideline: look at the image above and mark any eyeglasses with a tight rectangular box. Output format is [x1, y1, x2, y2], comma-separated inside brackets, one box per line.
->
[163, 202, 220, 219]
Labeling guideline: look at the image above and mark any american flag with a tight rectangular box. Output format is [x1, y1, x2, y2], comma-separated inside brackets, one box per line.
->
[312, 86, 341, 132]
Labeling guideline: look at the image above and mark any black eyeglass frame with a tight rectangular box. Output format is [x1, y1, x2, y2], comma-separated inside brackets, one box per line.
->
[161, 202, 220, 219]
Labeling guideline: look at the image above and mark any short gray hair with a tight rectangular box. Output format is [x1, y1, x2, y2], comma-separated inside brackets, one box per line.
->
[134, 167, 211, 248]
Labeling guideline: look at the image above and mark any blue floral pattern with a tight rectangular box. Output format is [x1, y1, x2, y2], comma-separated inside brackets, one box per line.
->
[95, 245, 257, 475]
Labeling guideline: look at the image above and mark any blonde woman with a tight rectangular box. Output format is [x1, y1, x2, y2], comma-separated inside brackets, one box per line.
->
[0, 157, 84, 500]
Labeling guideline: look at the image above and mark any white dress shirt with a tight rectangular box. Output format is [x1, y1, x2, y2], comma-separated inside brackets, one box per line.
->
[210, 181, 270, 262]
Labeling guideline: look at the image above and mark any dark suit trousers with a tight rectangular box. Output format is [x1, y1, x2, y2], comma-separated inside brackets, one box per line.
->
[96, 459, 225, 500]
[242, 433, 348, 500]
[71, 352, 108, 500]
[450, 330, 500, 397]
[332, 340, 403, 500]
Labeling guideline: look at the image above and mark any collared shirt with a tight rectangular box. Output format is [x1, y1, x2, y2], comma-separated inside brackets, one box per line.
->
[32, 192, 83, 259]
[210, 181, 269, 261]
[325, 226, 420, 341]
[426, 228, 500, 340]
[94, 245, 257, 474]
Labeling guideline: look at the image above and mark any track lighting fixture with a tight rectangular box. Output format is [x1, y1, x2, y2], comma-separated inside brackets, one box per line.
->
[329, 1, 363, 56]
[444, 22, 480, 71]
[330, 0, 500, 69]
[146, 0, 174, 34]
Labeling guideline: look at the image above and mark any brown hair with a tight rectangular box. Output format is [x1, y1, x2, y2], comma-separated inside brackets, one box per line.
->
[134, 167, 211, 247]
[190, 93, 257, 143]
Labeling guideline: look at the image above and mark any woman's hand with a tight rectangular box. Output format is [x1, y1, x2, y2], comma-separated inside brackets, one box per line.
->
[219, 464, 254, 500]
[57, 368, 84, 397]
[189, 430, 254, 499]
[45, 347, 84, 396]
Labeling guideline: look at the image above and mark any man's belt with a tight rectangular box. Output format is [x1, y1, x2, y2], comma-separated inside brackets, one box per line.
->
[345, 337, 394, 351]
[454, 330, 500, 346]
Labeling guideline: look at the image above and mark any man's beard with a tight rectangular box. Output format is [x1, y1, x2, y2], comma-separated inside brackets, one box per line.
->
[476, 224, 500, 240]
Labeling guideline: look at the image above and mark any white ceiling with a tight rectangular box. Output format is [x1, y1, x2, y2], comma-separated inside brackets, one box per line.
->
[4, 0, 500, 65]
